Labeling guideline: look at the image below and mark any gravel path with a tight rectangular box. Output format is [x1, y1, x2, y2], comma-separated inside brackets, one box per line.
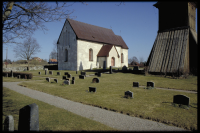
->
[3, 81, 187, 131]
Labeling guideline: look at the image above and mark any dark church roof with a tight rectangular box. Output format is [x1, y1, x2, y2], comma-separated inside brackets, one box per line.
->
[67, 18, 128, 49]
[97, 45, 113, 57]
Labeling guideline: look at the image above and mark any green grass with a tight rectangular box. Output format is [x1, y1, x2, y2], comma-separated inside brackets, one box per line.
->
[2, 87, 116, 131]
[3, 70, 197, 130]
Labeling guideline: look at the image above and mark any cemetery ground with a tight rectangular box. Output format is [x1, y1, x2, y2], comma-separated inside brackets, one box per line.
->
[2, 87, 116, 131]
[3, 70, 197, 131]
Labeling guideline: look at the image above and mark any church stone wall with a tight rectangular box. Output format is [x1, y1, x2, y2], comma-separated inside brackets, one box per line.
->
[57, 20, 77, 71]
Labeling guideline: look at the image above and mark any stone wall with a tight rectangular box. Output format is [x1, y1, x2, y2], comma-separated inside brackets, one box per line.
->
[3, 66, 44, 72]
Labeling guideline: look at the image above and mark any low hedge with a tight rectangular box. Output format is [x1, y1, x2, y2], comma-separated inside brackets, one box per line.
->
[2, 72, 33, 79]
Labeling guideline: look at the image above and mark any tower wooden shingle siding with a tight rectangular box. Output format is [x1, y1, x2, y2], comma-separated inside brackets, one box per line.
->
[147, 2, 197, 75]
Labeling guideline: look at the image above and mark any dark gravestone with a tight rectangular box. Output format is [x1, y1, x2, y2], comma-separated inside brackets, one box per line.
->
[89, 87, 96, 92]
[81, 71, 86, 77]
[103, 61, 106, 69]
[95, 72, 98, 75]
[133, 82, 139, 87]
[147, 82, 154, 87]
[109, 66, 112, 74]
[72, 77, 75, 80]
[11, 70, 13, 78]
[133, 66, 139, 70]
[46, 77, 50, 82]
[173, 95, 190, 106]
[122, 65, 127, 71]
[67, 74, 71, 78]
[4, 115, 14, 131]
[79, 75, 85, 79]
[76, 71, 78, 74]
[57, 72, 61, 75]
[17, 75, 21, 79]
[92, 78, 100, 83]
[38, 72, 41, 75]
[97, 72, 101, 77]
[125, 91, 133, 98]
[18, 103, 39, 131]
[63, 76, 67, 80]
[45, 70, 48, 75]
[49, 71, 53, 75]
[64, 72, 68, 75]
[54, 79, 58, 83]
[72, 80, 75, 84]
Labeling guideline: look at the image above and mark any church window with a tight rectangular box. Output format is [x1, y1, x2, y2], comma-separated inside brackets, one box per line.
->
[89, 49, 93, 61]
[121, 53, 124, 63]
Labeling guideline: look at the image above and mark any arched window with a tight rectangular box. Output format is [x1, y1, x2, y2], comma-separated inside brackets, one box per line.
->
[121, 53, 124, 63]
[89, 49, 93, 61]
[65, 49, 68, 62]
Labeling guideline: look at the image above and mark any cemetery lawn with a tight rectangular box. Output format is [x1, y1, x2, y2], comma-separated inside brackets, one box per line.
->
[2, 87, 116, 131]
[16, 71, 197, 131]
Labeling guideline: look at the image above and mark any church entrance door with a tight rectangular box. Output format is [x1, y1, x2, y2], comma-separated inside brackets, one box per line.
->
[111, 57, 115, 66]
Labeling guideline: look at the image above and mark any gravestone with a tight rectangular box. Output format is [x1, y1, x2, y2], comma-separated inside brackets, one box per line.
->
[125, 91, 133, 98]
[38, 72, 41, 75]
[49, 71, 53, 75]
[133, 66, 139, 70]
[133, 82, 139, 87]
[57, 72, 61, 75]
[18, 103, 39, 131]
[17, 75, 21, 79]
[122, 65, 127, 71]
[44, 68, 48, 70]
[11, 70, 13, 78]
[4, 115, 14, 131]
[95, 72, 98, 75]
[81, 71, 86, 77]
[66, 78, 70, 81]
[67, 74, 71, 78]
[72, 77, 75, 80]
[53, 79, 57, 83]
[173, 95, 190, 106]
[97, 72, 101, 77]
[46, 77, 50, 82]
[76, 71, 78, 74]
[89, 87, 96, 92]
[92, 78, 100, 83]
[64, 72, 68, 75]
[63, 76, 66, 80]
[147, 82, 154, 87]
[6, 73, 8, 77]
[45, 70, 48, 75]
[63, 80, 70, 85]
[79, 75, 85, 79]
[103, 61, 106, 69]
[109, 66, 112, 74]
[72, 80, 75, 84]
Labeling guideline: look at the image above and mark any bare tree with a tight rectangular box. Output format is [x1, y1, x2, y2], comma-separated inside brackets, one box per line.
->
[2, 2, 78, 45]
[49, 40, 57, 60]
[13, 36, 41, 69]
[139, 56, 144, 64]
[128, 56, 139, 65]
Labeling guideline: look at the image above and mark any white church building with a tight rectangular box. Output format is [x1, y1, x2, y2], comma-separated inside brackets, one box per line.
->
[57, 18, 129, 71]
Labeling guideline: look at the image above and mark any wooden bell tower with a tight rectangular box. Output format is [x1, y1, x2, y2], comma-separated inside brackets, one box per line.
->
[147, 2, 197, 75]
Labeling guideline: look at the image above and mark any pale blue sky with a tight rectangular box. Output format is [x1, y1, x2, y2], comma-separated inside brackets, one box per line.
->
[2, 2, 198, 62]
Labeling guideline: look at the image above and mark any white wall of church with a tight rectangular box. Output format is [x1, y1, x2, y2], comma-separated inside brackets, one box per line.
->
[57, 20, 77, 70]
[107, 46, 120, 67]
[77, 39, 103, 70]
